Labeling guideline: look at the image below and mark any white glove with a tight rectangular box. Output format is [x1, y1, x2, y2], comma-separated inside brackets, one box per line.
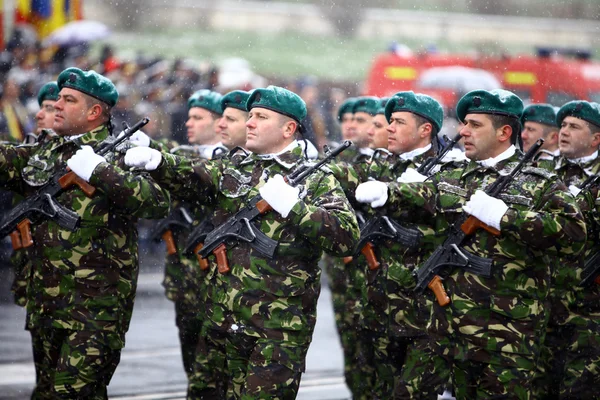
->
[397, 168, 427, 183]
[124, 147, 162, 171]
[463, 190, 509, 230]
[568, 184, 582, 197]
[118, 129, 150, 147]
[259, 174, 300, 218]
[67, 145, 106, 182]
[355, 180, 388, 208]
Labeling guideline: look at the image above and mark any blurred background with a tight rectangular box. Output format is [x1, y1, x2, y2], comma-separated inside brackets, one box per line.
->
[0, 1, 598, 399]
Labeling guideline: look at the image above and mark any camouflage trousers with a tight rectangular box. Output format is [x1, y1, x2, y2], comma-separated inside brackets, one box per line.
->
[174, 303, 206, 396]
[188, 328, 309, 400]
[532, 323, 600, 399]
[30, 327, 123, 399]
[395, 336, 536, 400]
[353, 329, 419, 399]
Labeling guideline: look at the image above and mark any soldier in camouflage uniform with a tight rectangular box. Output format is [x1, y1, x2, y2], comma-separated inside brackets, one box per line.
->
[356, 89, 587, 399]
[0, 68, 170, 399]
[9, 82, 59, 389]
[322, 96, 356, 343]
[533, 100, 600, 398]
[124, 85, 360, 399]
[11, 81, 60, 307]
[143, 89, 245, 398]
[521, 103, 560, 171]
[324, 96, 382, 398]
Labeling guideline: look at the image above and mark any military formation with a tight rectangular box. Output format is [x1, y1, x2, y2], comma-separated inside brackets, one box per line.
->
[2, 64, 600, 400]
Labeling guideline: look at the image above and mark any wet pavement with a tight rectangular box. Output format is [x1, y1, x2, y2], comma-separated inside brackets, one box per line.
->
[0, 242, 351, 400]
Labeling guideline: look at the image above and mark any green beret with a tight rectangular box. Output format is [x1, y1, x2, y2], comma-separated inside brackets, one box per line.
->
[221, 90, 250, 112]
[521, 104, 558, 128]
[337, 97, 356, 121]
[556, 100, 600, 129]
[37, 81, 59, 106]
[246, 86, 307, 125]
[376, 97, 390, 115]
[57, 67, 118, 107]
[353, 96, 379, 116]
[456, 89, 523, 122]
[188, 90, 223, 115]
[385, 91, 444, 132]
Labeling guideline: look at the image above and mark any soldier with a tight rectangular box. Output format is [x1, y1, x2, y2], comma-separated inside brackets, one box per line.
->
[356, 89, 586, 399]
[10, 81, 59, 306]
[324, 95, 381, 398]
[8, 82, 59, 389]
[535, 100, 600, 398]
[333, 92, 455, 398]
[521, 103, 559, 171]
[366, 97, 390, 150]
[149, 89, 228, 398]
[218, 90, 251, 151]
[124, 85, 360, 399]
[0, 67, 170, 399]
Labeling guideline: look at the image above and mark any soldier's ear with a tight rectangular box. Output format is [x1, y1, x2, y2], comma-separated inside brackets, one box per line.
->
[497, 124, 512, 143]
[282, 120, 297, 140]
[591, 131, 600, 149]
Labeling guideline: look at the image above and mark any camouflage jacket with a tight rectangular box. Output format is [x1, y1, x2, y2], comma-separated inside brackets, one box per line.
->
[150, 144, 359, 344]
[386, 152, 586, 362]
[0, 125, 170, 335]
[157, 142, 227, 312]
[533, 150, 558, 172]
[552, 155, 600, 326]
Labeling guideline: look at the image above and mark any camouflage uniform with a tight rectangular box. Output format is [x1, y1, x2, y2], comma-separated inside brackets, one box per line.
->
[149, 143, 359, 399]
[150, 139, 227, 395]
[0, 125, 170, 399]
[533, 155, 600, 398]
[388, 152, 586, 399]
[534, 149, 559, 172]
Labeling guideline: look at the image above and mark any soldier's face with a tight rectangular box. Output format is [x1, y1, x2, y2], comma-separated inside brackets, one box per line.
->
[246, 107, 294, 154]
[351, 112, 373, 148]
[186, 107, 218, 145]
[387, 111, 423, 154]
[460, 114, 501, 160]
[521, 121, 546, 152]
[340, 113, 354, 141]
[559, 116, 600, 158]
[219, 107, 247, 150]
[367, 114, 388, 149]
[53, 88, 93, 136]
[36, 100, 57, 133]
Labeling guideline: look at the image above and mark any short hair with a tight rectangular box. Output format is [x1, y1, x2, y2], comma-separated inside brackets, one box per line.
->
[412, 113, 438, 136]
[589, 121, 600, 135]
[489, 114, 521, 145]
[84, 93, 111, 122]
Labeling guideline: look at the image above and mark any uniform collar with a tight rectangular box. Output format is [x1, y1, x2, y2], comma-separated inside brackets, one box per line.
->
[399, 143, 432, 161]
[359, 147, 375, 157]
[537, 149, 559, 161]
[241, 140, 303, 170]
[55, 125, 110, 149]
[476, 145, 516, 168]
[555, 151, 600, 177]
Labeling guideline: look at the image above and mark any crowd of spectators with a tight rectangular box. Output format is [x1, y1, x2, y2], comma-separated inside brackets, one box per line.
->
[0, 26, 350, 149]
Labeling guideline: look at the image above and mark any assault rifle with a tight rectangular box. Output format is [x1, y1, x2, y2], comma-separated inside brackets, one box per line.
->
[354, 134, 462, 270]
[2, 117, 150, 250]
[196, 140, 352, 274]
[149, 206, 194, 256]
[413, 138, 544, 306]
